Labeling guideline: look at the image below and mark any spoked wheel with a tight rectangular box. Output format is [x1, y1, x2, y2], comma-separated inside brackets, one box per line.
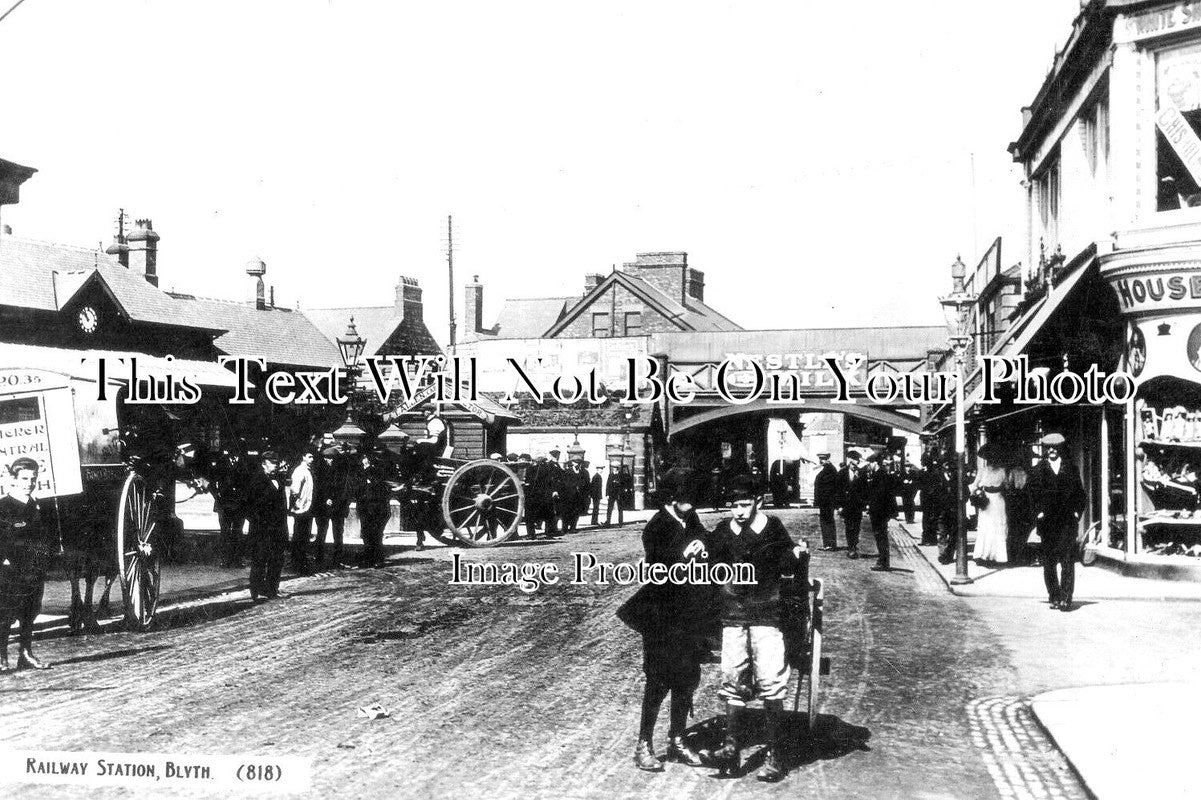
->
[116, 473, 162, 631]
[442, 460, 525, 547]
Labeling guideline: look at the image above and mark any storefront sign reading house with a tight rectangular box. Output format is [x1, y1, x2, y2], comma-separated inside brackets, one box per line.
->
[1107, 269, 1201, 316]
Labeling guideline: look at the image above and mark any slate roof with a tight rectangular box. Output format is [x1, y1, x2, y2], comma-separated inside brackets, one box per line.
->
[650, 326, 947, 363]
[167, 294, 343, 369]
[487, 297, 575, 339]
[0, 235, 222, 331]
[306, 305, 441, 358]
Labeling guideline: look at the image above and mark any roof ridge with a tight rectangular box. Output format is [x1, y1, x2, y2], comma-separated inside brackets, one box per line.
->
[4, 234, 114, 258]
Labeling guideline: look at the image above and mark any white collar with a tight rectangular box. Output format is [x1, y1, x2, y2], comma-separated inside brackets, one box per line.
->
[731, 513, 768, 535]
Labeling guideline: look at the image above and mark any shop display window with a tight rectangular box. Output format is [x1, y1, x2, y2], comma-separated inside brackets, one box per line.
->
[1156, 43, 1201, 211]
[1107, 407, 1127, 550]
[1135, 378, 1201, 557]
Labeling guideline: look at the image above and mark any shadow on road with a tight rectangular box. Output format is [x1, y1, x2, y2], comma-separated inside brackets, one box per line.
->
[50, 643, 172, 668]
[685, 709, 871, 775]
[152, 598, 254, 632]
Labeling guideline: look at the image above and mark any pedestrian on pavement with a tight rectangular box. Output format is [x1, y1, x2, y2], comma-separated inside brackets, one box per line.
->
[313, 445, 352, 567]
[0, 458, 55, 671]
[622, 467, 717, 773]
[707, 474, 807, 782]
[813, 453, 840, 550]
[936, 460, 960, 565]
[355, 452, 393, 568]
[866, 457, 899, 571]
[589, 463, 604, 526]
[288, 450, 316, 575]
[560, 459, 589, 533]
[969, 447, 1010, 566]
[837, 450, 869, 559]
[918, 448, 945, 547]
[898, 460, 919, 524]
[1027, 433, 1086, 611]
[607, 464, 631, 526]
[246, 451, 290, 602]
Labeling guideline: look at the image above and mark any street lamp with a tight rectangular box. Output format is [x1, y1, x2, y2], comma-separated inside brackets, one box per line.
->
[334, 316, 368, 446]
[940, 256, 977, 585]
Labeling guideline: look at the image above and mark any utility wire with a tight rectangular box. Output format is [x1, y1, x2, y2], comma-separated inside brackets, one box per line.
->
[0, 0, 30, 25]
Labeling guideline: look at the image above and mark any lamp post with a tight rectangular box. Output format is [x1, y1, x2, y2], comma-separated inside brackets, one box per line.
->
[940, 256, 977, 585]
[335, 316, 367, 445]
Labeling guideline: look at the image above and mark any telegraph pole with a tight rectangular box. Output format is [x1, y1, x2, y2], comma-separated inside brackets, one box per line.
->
[447, 215, 456, 350]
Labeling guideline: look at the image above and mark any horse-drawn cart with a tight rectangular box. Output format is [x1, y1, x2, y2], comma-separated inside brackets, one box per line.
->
[0, 354, 243, 632]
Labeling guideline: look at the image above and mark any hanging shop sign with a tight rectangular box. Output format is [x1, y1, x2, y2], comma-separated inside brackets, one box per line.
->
[1118, 3, 1201, 43]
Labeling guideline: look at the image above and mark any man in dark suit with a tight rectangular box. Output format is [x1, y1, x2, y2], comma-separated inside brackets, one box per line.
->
[245, 451, 290, 602]
[813, 453, 840, 550]
[313, 446, 352, 565]
[866, 457, 900, 571]
[0, 458, 55, 671]
[525, 454, 561, 539]
[1028, 433, 1087, 611]
[837, 451, 869, 559]
[918, 449, 946, 547]
[589, 464, 604, 526]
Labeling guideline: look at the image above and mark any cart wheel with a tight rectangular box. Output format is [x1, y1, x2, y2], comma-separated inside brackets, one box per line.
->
[116, 473, 161, 631]
[442, 460, 525, 547]
[807, 578, 824, 732]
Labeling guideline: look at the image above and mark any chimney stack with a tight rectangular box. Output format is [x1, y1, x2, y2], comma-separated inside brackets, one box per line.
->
[685, 268, 705, 302]
[396, 276, 423, 322]
[246, 256, 267, 310]
[126, 219, 159, 286]
[626, 252, 688, 304]
[584, 273, 603, 296]
[464, 276, 484, 340]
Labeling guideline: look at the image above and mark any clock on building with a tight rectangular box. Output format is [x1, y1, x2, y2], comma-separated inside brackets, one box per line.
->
[77, 305, 100, 335]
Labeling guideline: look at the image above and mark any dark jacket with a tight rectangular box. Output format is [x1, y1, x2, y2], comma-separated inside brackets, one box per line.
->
[813, 463, 839, 509]
[607, 470, 630, 499]
[867, 468, 899, 519]
[245, 470, 289, 542]
[709, 514, 800, 627]
[1028, 460, 1086, 553]
[0, 494, 55, 576]
[526, 461, 562, 510]
[314, 454, 353, 518]
[355, 466, 394, 521]
[634, 508, 720, 639]
[589, 473, 604, 501]
[837, 464, 869, 513]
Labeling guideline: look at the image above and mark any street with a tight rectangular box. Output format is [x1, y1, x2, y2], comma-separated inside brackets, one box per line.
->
[2, 508, 1195, 799]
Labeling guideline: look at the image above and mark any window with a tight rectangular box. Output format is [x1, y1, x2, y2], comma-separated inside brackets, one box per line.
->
[623, 311, 642, 336]
[592, 312, 611, 338]
[1082, 92, 1109, 176]
[1034, 156, 1060, 248]
[1156, 43, 1201, 210]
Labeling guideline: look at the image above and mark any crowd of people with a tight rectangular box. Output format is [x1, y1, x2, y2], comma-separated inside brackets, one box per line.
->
[517, 449, 634, 539]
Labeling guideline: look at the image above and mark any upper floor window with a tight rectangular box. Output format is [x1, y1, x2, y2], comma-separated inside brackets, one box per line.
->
[592, 312, 611, 338]
[1035, 156, 1060, 246]
[1156, 43, 1201, 210]
[623, 311, 642, 336]
[1082, 92, 1109, 176]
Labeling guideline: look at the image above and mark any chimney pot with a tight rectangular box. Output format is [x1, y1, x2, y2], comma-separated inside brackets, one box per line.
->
[465, 277, 484, 340]
[396, 275, 423, 322]
[126, 218, 159, 286]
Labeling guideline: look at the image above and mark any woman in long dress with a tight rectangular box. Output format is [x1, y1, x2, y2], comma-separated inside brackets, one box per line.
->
[970, 455, 1009, 564]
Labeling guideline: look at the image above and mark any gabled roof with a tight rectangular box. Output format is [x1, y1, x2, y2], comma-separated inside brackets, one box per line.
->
[306, 305, 441, 358]
[0, 236, 222, 332]
[488, 297, 575, 339]
[167, 294, 342, 369]
[544, 270, 742, 338]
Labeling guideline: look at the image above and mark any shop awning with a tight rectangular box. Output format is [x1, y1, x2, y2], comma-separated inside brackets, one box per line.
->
[0, 343, 246, 389]
[926, 260, 1098, 434]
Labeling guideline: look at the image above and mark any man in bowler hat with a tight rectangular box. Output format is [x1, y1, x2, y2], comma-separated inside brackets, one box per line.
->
[813, 453, 840, 550]
[1028, 433, 1086, 611]
[246, 452, 290, 601]
[837, 451, 869, 559]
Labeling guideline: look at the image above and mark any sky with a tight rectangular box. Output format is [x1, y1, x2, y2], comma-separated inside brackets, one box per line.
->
[0, 0, 1084, 342]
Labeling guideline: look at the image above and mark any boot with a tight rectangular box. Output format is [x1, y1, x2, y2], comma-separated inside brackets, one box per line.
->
[633, 739, 663, 772]
[757, 699, 786, 782]
[668, 736, 704, 767]
[0, 647, 10, 673]
[17, 649, 50, 670]
[712, 703, 742, 777]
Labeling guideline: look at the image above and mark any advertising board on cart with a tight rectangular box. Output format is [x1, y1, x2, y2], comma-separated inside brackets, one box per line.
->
[0, 368, 83, 499]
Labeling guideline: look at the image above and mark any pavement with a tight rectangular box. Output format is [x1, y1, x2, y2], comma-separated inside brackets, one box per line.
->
[897, 512, 1201, 800]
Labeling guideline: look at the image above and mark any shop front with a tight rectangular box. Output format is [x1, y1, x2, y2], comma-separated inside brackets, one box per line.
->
[1101, 248, 1201, 576]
